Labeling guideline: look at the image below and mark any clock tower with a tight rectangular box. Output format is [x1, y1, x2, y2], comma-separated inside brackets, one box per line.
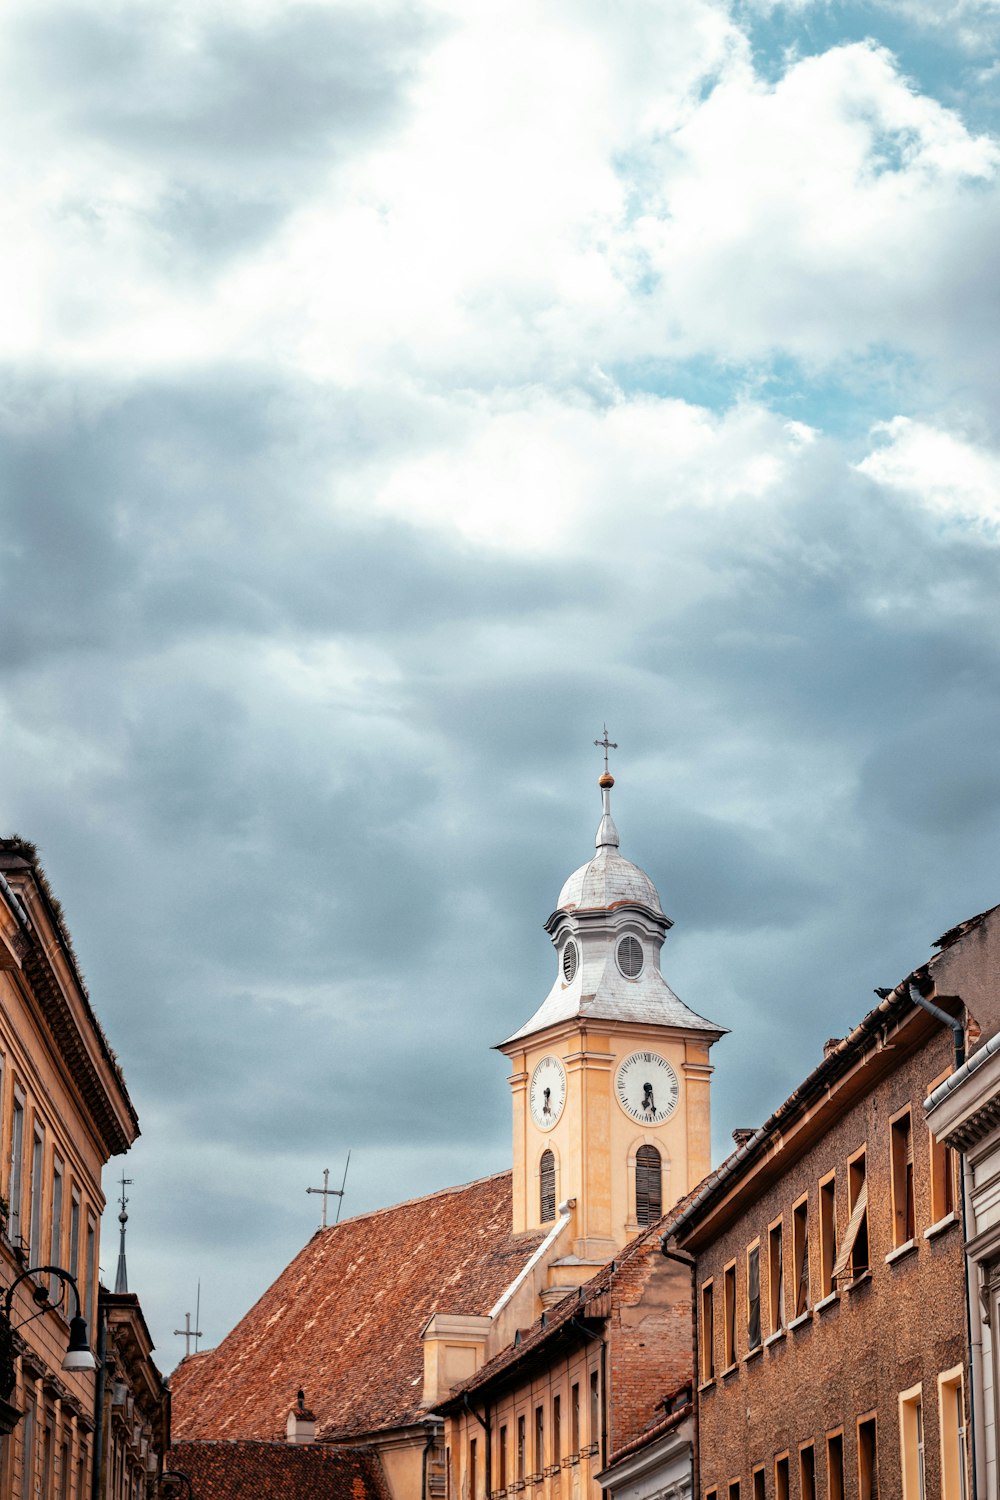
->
[499, 754, 725, 1275]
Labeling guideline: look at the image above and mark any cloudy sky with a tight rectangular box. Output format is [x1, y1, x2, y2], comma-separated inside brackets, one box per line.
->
[2, 0, 1000, 1367]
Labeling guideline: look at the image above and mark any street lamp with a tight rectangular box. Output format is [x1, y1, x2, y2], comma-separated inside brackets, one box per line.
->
[160, 1472, 194, 1500]
[0, 1265, 97, 1411]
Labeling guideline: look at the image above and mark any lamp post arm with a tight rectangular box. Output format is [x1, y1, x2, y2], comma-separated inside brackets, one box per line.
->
[3, 1266, 82, 1325]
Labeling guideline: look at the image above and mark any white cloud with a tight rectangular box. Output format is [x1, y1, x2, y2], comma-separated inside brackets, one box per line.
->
[857, 415, 1000, 523]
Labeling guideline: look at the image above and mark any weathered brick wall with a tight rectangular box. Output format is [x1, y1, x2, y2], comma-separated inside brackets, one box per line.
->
[607, 1236, 693, 1456]
[691, 1027, 967, 1499]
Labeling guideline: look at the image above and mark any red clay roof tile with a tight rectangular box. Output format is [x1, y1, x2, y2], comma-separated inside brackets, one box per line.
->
[171, 1171, 543, 1442]
[170, 1440, 392, 1500]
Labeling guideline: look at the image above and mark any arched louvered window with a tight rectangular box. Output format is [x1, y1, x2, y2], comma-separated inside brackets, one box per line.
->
[540, 1149, 556, 1223]
[635, 1144, 662, 1226]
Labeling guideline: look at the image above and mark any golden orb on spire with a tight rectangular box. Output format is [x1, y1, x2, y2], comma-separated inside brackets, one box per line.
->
[599, 772, 615, 788]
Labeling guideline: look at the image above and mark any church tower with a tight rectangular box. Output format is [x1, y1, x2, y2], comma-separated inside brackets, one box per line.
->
[499, 743, 725, 1274]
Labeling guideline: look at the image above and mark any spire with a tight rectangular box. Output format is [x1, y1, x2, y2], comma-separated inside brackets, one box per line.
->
[114, 1175, 132, 1294]
[593, 725, 620, 851]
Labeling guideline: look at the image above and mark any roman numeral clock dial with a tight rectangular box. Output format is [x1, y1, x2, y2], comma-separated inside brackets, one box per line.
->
[615, 1050, 680, 1125]
[529, 1056, 566, 1129]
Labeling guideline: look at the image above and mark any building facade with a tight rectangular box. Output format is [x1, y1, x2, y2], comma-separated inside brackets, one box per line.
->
[671, 975, 972, 1500]
[0, 838, 149, 1500]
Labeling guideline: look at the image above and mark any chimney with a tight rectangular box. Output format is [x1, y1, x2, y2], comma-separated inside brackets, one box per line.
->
[285, 1390, 316, 1445]
[823, 1038, 842, 1059]
[731, 1128, 755, 1148]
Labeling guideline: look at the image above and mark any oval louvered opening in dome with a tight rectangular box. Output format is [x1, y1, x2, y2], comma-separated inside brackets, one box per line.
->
[540, 1149, 556, 1223]
[616, 934, 643, 978]
[562, 941, 578, 983]
[635, 1144, 662, 1226]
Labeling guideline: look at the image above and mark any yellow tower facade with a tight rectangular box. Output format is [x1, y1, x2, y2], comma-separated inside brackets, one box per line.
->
[499, 765, 724, 1280]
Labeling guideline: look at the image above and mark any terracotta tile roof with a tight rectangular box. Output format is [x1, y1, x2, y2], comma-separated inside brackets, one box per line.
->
[603, 1397, 692, 1469]
[170, 1171, 543, 1443]
[170, 1440, 392, 1500]
[437, 1188, 702, 1408]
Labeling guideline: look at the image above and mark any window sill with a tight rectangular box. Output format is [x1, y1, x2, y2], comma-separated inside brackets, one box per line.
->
[925, 1211, 958, 1241]
[698, 1377, 715, 1393]
[720, 1363, 739, 1381]
[787, 1310, 812, 1331]
[744, 1344, 763, 1363]
[844, 1270, 872, 1292]
[815, 1291, 838, 1313]
[885, 1239, 917, 1266]
[763, 1329, 785, 1348]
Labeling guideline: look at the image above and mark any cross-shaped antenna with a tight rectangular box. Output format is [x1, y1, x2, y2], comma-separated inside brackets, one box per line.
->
[118, 1175, 133, 1216]
[174, 1310, 202, 1359]
[594, 724, 618, 776]
[307, 1152, 351, 1229]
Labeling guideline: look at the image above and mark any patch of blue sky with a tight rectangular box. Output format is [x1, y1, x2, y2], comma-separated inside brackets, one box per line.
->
[734, 2, 1000, 134]
[606, 347, 924, 441]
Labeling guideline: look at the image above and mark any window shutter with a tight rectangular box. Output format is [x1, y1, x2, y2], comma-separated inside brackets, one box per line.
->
[831, 1179, 868, 1281]
[635, 1145, 662, 1226]
[540, 1150, 556, 1223]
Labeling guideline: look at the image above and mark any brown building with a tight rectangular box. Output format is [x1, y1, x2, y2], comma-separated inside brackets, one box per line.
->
[96, 1290, 170, 1500]
[434, 1208, 697, 1500]
[668, 943, 980, 1500]
[0, 837, 152, 1500]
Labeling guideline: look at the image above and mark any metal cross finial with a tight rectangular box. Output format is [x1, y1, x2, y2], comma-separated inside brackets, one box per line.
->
[594, 725, 618, 775]
[118, 1175, 133, 1221]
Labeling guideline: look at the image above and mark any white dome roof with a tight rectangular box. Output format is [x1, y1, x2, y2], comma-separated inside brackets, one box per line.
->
[557, 848, 663, 914]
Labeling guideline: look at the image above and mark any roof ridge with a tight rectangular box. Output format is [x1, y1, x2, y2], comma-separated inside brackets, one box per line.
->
[316, 1169, 513, 1231]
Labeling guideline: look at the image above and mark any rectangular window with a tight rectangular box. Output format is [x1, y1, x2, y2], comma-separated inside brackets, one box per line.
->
[768, 1220, 784, 1332]
[705, 1491, 718, 1500]
[938, 1368, 968, 1500]
[9, 1092, 24, 1241]
[700, 1279, 715, 1381]
[20, 1399, 33, 1500]
[799, 1444, 816, 1500]
[29, 1124, 44, 1267]
[899, 1386, 925, 1500]
[890, 1109, 916, 1247]
[793, 1195, 810, 1316]
[69, 1190, 80, 1284]
[534, 1405, 543, 1476]
[469, 1439, 477, 1500]
[858, 1414, 879, 1500]
[552, 1394, 561, 1464]
[498, 1426, 507, 1491]
[571, 1383, 580, 1454]
[819, 1173, 837, 1298]
[728, 1483, 740, 1500]
[747, 1242, 761, 1350]
[831, 1152, 869, 1283]
[589, 1370, 599, 1451]
[49, 1159, 63, 1304]
[752, 1468, 765, 1500]
[929, 1074, 958, 1223]
[723, 1261, 737, 1367]
[85, 1214, 96, 1332]
[41, 1419, 53, 1500]
[827, 1432, 845, 1500]
[774, 1453, 789, 1500]
[517, 1414, 525, 1482]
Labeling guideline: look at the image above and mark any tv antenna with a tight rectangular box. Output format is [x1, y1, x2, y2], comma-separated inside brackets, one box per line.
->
[307, 1151, 352, 1229]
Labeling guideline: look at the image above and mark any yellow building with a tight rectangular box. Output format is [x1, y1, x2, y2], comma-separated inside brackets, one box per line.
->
[501, 768, 723, 1296]
[0, 839, 143, 1500]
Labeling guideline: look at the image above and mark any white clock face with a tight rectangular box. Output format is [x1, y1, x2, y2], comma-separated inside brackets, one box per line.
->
[615, 1050, 679, 1125]
[530, 1056, 566, 1130]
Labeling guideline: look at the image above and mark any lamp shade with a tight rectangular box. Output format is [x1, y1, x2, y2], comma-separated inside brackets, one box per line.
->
[61, 1315, 97, 1373]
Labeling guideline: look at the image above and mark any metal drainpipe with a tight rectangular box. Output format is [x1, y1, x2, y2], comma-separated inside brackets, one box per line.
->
[568, 1318, 607, 1472]
[909, 986, 978, 1500]
[462, 1393, 490, 1500]
[421, 1425, 437, 1500]
[90, 1292, 107, 1500]
[661, 1243, 697, 1500]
